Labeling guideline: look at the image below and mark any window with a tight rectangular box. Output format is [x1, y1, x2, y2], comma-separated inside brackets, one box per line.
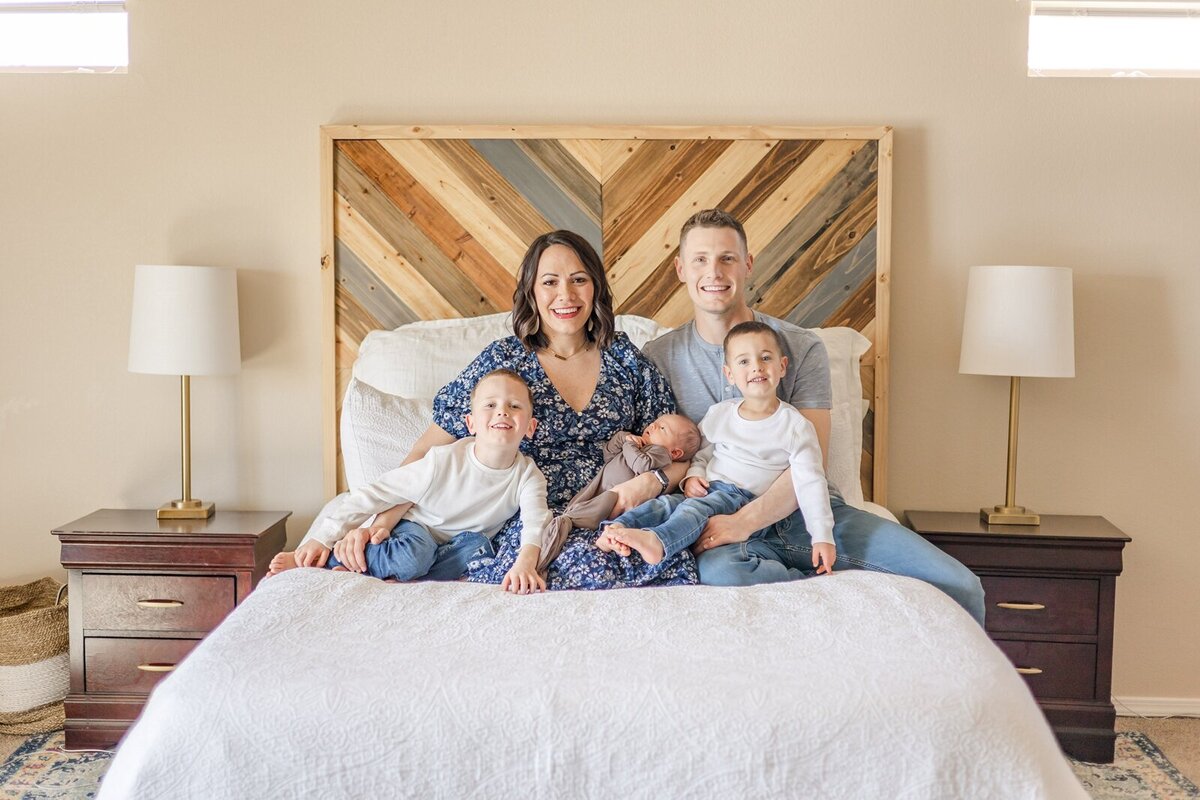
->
[1029, 1, 1200, 77]
[0, 1, 127, 73]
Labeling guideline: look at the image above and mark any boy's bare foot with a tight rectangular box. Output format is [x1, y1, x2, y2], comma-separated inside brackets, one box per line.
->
[268, 551, 298, 575]
[595, 524, 632, 557]
[611, 528, 665, 565]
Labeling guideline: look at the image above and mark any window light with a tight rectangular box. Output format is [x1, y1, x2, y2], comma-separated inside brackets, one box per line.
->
[1029, 1, 1200, 77]
[0, 1, 127, 73]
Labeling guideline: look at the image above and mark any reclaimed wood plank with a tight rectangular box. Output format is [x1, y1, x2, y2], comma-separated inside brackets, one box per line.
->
[606, 140, 776, 307]
[380, 139, 530, 270]
[749, 143, 879, 305]
[338, 140, 514, 306]
[336, 150, 500, 317]
[599, 138, 644, 182]
[471, 139, 601, 256]
[427, 139, 552, 247]
[557, 138, 603, 182]
[741, 140, 864, 266]
[602, 140, 735, 270]
[335, 285, 383, 352]
[334, 240, 419, 332]
[781, 228, 877, 328]
[717, 139, 823, 219]
[517, 139, 601, 224]
[335, 193, 461, 320]
[324, 124, 891, 141]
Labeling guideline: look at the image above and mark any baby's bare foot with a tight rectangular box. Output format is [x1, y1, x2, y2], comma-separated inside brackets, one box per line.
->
[268, 551, 298, 575]
[612, 528, 665, 565]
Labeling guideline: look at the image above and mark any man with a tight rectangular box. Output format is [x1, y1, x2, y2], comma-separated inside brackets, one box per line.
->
[641, 209, 985, 625]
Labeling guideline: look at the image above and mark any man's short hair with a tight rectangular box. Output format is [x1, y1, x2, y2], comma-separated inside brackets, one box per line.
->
[722, 320, 785, 362]
[679, 209, 748, 255]
[470, 368, 533, 406]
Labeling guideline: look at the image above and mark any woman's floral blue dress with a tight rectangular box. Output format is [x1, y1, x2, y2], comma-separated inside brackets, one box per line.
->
[432, 332, 699, 589]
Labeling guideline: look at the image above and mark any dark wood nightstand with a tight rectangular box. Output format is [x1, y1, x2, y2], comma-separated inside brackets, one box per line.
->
[52, 508, 289, 749]
[905, 510, 1130, 763]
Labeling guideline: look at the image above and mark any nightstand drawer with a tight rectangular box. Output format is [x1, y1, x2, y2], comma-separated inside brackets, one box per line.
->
[982, 575, 1098, 635]
[84, 637, 199, 693]
[994, 639, 1097, 700]
[81, 574, 236, 633]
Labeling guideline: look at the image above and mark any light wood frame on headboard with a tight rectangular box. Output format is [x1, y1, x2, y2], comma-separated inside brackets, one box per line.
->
[320, 125, 892, 503]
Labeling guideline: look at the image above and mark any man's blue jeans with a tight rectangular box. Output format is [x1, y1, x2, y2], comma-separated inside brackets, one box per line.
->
[326, 520, 493, 581]
[611, 481, 754, 561]
[695, 495, 987, 625]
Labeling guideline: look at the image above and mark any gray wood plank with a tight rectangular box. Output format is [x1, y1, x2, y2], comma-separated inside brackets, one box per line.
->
[518, 139, 602, 224]
[748, 141, 879, 305]
[785, 228, 877, 329]
[470, 139, 602, 258]
[335, 240, 418, 331]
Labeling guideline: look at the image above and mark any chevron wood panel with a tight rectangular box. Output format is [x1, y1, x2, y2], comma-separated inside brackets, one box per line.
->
[323, 126, 892, 502]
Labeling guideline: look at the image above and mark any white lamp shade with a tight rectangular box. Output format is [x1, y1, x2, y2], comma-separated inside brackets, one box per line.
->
[128, 265, 242, 376]
[959, 265, 1075, 378]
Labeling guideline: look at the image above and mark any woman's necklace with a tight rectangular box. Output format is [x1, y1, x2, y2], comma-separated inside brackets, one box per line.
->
[542, 342, 592, 361]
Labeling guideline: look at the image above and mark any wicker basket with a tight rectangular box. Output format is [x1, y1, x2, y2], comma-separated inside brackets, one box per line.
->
[0, 577, 68, 735]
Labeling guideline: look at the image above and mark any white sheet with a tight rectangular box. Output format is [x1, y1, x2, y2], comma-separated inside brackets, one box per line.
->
[99, 570, 1087, 799]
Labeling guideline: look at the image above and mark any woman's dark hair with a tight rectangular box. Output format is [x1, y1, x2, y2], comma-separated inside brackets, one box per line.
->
[511, 230, 615, 352]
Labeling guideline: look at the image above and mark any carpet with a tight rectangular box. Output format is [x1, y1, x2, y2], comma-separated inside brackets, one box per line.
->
[1, 731, 1197, 798]
[1071, 732, 1200, 799]
[0, 732, 108, 799]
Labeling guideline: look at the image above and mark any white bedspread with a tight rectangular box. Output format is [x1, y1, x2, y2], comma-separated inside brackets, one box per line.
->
[99, 570, 1087, 799]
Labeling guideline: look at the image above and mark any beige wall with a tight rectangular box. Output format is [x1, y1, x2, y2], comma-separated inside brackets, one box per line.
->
[2, 0, 1196, 702]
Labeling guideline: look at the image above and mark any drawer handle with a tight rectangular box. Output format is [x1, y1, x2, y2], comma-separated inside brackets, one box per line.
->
[996, 601, 1046, 611]
[137, 599, 184, 608]
[136, 663, 177, 673]
[1015, 666, 1044, 675]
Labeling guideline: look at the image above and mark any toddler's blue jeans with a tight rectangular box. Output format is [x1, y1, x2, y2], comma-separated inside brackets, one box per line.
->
[326, 520, 492, 581]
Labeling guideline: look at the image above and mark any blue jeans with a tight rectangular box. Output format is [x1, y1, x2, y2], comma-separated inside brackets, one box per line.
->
[612, 481, 754, 561]
[695, 496, 986, 626]
[326, 520, 494, 581]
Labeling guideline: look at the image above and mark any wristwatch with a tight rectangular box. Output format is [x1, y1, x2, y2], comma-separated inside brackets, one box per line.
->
[650, 468, 669, 495]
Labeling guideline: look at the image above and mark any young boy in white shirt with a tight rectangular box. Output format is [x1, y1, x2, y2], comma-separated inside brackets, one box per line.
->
[598, 322, 836, 574]
[271, 369, 551, 594]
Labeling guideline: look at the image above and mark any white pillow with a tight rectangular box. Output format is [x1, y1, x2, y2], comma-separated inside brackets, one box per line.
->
[348, 315, 870, 503]
[340, 377, 431, 489]
[352, 312, 672, 398]
[812, 328, 872, 508]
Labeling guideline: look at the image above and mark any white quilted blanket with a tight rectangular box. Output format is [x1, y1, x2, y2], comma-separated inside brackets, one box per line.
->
[99, 569, 1087, 799]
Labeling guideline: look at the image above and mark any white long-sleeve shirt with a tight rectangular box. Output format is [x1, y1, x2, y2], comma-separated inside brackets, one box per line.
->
[686, 399, 834, 544]
[310, 438, 550, 550]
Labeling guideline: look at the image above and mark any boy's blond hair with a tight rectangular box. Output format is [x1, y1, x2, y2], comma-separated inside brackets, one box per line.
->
[470, 368, 533, 406]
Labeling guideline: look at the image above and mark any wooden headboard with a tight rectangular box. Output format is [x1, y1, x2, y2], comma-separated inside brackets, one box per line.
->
[320, 125, 892, 502]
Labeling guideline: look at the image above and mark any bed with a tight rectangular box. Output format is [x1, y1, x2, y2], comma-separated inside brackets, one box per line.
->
[97, 126, 1088, 797]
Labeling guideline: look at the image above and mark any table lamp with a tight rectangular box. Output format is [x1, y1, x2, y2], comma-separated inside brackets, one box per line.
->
[128, 265, 241, 519]
[959, 265, 1075, 525]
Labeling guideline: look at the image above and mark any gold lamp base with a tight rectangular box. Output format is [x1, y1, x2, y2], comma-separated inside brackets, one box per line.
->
[157, 499, 215, 520]
[981, 505, 1040, 526]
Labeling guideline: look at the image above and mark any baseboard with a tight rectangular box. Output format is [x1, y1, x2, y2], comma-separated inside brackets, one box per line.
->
[1113, 696, 1200, 717]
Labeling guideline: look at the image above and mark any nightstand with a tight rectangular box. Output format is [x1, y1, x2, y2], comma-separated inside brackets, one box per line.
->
[905, 510, 1130, 763]
[52, 508, 289, 749]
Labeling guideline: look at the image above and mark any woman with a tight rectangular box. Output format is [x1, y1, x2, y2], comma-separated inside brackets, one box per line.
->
[335, 230, 696, 589]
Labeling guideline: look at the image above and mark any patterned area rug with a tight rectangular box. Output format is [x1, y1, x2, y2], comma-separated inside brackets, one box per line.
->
[1072, 732, 1200, 799]
[0, 733, 108, 799]
[1, 730, 1197, 798]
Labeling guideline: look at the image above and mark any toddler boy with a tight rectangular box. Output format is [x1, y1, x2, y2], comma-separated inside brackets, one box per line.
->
[271, 369, 551, 593]
[598, 322, 835, 573]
